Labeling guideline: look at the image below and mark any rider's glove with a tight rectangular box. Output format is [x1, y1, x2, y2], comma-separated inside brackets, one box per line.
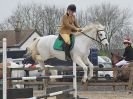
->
[76, 28, 82, 32]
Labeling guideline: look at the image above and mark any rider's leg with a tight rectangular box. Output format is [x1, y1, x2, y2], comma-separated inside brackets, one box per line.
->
[60, 33, 71, 60]
[115, 60, 128, 67]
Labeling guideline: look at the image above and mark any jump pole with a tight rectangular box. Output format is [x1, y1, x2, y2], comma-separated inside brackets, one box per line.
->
[28, 62, 77, 99]
[3, 38, 7, 99]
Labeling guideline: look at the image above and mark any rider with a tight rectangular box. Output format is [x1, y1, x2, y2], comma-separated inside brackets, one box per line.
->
[116, 37, 133, 67]
[59, 4, 82, 60]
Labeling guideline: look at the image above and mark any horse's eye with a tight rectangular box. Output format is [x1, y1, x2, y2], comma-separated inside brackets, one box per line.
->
[99, 34, 102, 36]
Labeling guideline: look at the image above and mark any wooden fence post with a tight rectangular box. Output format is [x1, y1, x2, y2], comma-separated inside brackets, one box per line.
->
[128, 62, 133, 93]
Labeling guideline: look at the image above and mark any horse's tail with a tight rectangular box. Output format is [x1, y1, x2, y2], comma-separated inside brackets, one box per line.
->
[26, 38, 40, 61]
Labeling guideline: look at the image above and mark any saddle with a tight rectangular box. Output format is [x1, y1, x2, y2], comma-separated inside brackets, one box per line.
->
[53, 34, 75, 51]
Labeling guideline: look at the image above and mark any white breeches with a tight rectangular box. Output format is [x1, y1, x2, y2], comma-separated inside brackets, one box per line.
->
[115, 60, 128, 67]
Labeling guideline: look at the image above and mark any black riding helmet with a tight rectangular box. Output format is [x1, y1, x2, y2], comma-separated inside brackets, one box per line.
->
[67, 4, 76, 12]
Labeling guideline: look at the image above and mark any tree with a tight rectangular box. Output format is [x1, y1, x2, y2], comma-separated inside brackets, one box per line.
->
[0, 20, 11, 31]
[86, 3, 132, 49]
[40, 5, 64, 35]
[0, 3, 64, 35]
[77, 10, 89, 26]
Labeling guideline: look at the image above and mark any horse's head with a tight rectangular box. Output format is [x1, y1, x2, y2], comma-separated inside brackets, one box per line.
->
[82, 22, 109, 46]
[111, 52, 123, 66]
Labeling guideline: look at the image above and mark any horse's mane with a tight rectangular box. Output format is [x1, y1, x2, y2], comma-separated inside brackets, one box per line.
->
[75, 22, 104, 36]
[111, 52, 122, 59]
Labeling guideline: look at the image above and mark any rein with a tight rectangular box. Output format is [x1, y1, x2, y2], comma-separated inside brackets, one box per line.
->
[80, 30, 106, 45]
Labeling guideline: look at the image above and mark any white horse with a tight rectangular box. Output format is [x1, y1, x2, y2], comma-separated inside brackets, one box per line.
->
[26, 22, 109, 83]
[8, 60, 57, 88]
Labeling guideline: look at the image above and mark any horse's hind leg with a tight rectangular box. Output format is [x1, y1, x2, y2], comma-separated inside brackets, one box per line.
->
[73, 56, 88, 83]
[83, 57, 94, 80]
[35, 55, 45, 70]
[38, 61, 45, 72]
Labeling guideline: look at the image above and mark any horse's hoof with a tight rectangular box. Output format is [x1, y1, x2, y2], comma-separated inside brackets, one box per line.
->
[81, 79, 89, 85]
[81, 79, 86, 84]
[81, 81, 86, 85]
[88, 76, 92, 80]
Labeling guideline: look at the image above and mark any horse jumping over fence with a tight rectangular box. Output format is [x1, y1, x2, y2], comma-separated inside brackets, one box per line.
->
[25, 22, 109, 83]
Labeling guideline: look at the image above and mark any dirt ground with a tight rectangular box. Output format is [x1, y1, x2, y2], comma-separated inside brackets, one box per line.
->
[34, 91, 133, 99]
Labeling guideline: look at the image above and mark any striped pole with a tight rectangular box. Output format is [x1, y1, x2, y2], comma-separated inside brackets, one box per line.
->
[73, 62, 77, 99]
[28, 88, 74, 99]
[3, 38, 7, 99]
[6, 75, 74, 80]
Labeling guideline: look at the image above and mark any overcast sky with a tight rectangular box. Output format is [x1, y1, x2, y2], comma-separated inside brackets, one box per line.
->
[0, 0, 133, 23]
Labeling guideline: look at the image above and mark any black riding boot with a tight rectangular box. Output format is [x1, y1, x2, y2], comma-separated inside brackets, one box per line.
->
[65, 44, 72, 61]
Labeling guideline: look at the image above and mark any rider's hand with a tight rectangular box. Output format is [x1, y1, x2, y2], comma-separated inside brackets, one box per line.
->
[76, 28, 82, 32]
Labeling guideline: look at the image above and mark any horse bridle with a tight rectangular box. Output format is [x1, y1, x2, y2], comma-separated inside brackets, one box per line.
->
[80, 30, 107, 45]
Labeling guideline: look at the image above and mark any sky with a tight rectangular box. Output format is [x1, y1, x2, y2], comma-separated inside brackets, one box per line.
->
[0, 0, 133, 23]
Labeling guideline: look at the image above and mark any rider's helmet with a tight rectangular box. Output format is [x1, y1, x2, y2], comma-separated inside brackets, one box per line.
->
[67, 4, 76, 12]
[123, 37, 132, 44]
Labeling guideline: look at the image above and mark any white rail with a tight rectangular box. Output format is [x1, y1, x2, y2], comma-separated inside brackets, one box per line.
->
[3, 38, 7, 99]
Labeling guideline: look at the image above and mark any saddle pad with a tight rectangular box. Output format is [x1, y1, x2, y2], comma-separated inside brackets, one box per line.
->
[53, 34, 75, 51]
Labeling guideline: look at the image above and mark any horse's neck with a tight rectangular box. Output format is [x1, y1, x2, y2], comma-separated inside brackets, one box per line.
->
[116, 56, 122, 62]
[112, 56, 121, 66]
[112, 59, 118, 66]
[75, 29, 96, 47]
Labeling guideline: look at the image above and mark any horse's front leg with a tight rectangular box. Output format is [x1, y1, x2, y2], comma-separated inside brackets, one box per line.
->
[73, 56, 88, 83]
[49, 69, 58, 82]
[83, 57, 94, 80]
